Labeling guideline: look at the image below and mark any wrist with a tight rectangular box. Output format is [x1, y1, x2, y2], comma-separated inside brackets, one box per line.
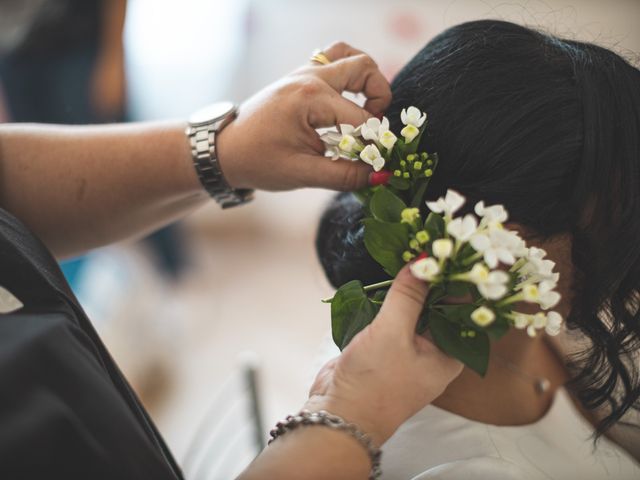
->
[214, 121, 242, 189]
[302, 395, 397, 447]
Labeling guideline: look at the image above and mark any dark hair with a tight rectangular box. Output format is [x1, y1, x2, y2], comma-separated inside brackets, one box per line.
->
[316, 20, 640, 438]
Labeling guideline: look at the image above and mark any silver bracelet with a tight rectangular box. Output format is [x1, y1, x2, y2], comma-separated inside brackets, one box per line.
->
[268, 409, 382, 479]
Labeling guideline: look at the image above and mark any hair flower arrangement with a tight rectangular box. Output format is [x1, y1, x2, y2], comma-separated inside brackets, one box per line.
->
[321, 106, 563, 376]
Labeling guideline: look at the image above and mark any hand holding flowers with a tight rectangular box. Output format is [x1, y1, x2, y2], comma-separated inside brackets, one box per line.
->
[321, 107, 563, 375]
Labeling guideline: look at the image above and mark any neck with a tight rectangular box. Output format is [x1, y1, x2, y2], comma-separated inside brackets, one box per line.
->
[432, 329, 569, 425]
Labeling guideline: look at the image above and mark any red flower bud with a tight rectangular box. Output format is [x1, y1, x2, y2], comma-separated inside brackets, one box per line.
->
[369, 170, 393, 186]
[416, 252, 428, 261]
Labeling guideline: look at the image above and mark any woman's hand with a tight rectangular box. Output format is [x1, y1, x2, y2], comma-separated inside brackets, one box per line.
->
[305, 265, 464, 446]
[216, 42, 391, 192]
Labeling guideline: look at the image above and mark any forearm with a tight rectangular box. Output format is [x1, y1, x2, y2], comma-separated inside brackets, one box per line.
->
[0, 121, 208, 257]
[237, 427, 371, 480]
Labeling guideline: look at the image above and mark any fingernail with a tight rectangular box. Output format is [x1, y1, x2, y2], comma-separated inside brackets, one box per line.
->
[369, 170, 392, 186]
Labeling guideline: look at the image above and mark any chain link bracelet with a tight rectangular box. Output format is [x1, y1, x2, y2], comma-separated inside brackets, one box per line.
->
[268, 409, 382, 479]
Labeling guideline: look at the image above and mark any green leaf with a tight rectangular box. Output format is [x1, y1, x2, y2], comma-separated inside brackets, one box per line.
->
[424, 212, 445, 239]
[428, 309, 490, 376]
[369, 186, 407, 222]
[387, 176, 411, 190]
[410, 177, 430, 208]
[330, 280, 379, 350]
[484, 315, 510, 340]
[353, 187, 377, 216]
[362, 218, 410, 276]
[443, 281, 470, 299]
[433, 303, 477, 326]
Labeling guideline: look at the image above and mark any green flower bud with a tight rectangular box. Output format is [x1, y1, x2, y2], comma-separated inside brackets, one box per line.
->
[402, 251, 414, 262]
[403, 172, 410, 179]
[407, 154, 416, 162]
[394, 170, 402, 177]
[409, 239, 420, 250]
[400, 160, 407, 168]
[426, 159, 433, 166]
[468, 330, 477, 338]
[401, 207, 420, 224]
[416, 230, 430, 244]
[424, 168, 433, 177]
[413, 161, 423, 170]
[461, 331, 468, 338]
[421, 152, 428, 160]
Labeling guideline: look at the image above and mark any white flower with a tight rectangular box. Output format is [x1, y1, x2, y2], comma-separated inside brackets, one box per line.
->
[426, 189, 466, 218]
[432, 238, 453, 260]
[532, 312, 547, 329]
[401, 106, 427, 127]
[401, 124, 420, 143]
[512, 312, 529, 329]
[474, 201, 508, 225]
[447, 214, 478, 241]
[538, 280, 561, 310]
[325, 145, 341, 161]
[320, 124, 362, 158]
[338, 134, 357, 153]
[477, 270, 510, 300]
[361, 117, 391, 141]
[527, 325, 537, 337]
[519, 281, 561, 310]
[410, 257, 440, 281]
[467, 263, 490, 284]
[545, 311, 563, 336]
[469, 228, 518, 269]
[359, 144, 385, 172]
[528, 247, 547, 260]
[522, 283, 540, 302]
[471, 306, 495, 327]
[379, 130, 398, 150]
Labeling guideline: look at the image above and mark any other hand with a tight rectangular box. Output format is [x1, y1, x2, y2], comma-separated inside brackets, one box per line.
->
[216, 42, 391, 192]
[304, 265, 463, 446]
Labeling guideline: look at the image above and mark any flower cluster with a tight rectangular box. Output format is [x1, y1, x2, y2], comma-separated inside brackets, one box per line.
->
[323, 106, 563, 376]
[320, 107, 436, 185]
[407, 189, 563, 339]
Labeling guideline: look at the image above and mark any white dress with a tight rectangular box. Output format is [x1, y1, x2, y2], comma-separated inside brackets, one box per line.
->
[380, 387, 640, 480]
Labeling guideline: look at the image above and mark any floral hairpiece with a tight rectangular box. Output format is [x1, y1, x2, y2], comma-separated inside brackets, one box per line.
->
[321, 106, 563, 376]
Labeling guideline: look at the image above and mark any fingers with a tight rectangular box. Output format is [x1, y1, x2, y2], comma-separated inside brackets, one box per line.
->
[315, 54, 391, 115]
[321, 41, 365, 61]
[296, 154, 370, 191]
[307, 90, 371, 128]
[376, 265, 429, 337]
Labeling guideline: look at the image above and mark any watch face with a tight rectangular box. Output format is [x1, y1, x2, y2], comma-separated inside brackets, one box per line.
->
[189, 101, 236, 125]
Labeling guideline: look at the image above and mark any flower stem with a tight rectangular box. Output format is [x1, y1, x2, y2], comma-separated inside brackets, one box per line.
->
[321, 279, 394, 303]
[462, 252, 483, 266]
[363, 279, 394, 292]
[496, 292, 524, 307]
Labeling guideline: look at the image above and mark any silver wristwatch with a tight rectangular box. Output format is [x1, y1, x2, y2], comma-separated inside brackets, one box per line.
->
[186, 101, 254, 208]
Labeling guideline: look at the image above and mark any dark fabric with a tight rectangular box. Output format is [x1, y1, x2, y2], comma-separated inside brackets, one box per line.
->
[4, 0, 102, 59]
[0, 207, 183, 480]
[0, 45, 99, 124]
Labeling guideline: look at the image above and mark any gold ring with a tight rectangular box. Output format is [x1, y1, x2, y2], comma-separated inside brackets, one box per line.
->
[310, 49, 331, 65]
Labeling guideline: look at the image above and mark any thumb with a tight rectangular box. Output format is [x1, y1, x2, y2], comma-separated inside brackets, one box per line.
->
[376, 264, 429, 337]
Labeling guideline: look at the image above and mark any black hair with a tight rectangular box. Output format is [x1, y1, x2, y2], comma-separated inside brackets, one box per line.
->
[316, 20, 640, 439]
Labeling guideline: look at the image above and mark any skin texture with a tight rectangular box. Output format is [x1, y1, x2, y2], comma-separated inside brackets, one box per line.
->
[238, 266, 462, 480]
[0, 42, 383, 258]
[432, 227, 583, 426]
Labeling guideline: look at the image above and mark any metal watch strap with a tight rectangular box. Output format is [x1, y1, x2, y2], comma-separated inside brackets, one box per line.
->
[188, 115, 254, 209]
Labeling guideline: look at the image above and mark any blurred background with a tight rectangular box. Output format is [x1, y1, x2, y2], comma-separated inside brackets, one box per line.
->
[1, 0, 639, 478]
